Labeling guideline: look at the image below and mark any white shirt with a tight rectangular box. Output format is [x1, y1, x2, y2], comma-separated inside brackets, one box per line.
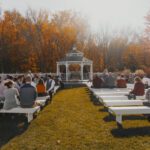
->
[46, 79, 55, 92]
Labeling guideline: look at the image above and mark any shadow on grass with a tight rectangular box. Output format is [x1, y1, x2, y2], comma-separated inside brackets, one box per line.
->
[0, 114, 29, 148]
[85, 88, 102, 106]
[99, 107, 108, 112]
[111, 126, 150, 138]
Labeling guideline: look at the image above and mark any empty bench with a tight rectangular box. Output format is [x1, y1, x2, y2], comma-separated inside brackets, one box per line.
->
[0, 106, 40, 123]
[108, 106, 150, 128]
[103, 100, 148, 107]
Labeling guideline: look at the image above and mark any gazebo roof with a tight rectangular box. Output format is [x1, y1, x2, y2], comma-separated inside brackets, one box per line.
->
[58, 46, 92, 63]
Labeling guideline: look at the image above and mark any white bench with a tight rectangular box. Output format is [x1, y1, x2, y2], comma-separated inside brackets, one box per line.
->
[36, 96, 50, 106]
[54, 86, 60, 94]
[96, 91, 129, 96]
[108, 106, 150, 128]
[0, 106, 40, 123]
[99, 95, 145, 102]
[103, 100, 148, 107]
[99, 95, 128, 101]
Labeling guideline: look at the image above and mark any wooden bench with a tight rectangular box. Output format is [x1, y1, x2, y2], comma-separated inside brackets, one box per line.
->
[0, 106, 40, 123]
[108, 106, 150, 128]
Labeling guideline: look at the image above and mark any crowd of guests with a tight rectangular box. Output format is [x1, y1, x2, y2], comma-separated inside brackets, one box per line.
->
[0, 72, 62, 110]
[92, 72, 127, 89]
[92, 71, 150, 100]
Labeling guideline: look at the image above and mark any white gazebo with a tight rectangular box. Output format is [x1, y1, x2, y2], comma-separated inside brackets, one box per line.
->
[57, 46, 93, 81]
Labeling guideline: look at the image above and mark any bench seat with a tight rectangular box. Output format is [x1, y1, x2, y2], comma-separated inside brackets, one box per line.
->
[104, 100, 148, 107]
[108, 106, 150, 127]
[0, 106, 40, 122]
[99, 95, 144, 101]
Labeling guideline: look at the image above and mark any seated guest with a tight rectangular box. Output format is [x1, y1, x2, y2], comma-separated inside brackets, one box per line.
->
[0, 77, 5, 102]
[3, 80, 20, 110]
[20, 76, 37, 108]
[36, 78, 47, 97]
[92, 75, 103, 88]
[128, 77, 145, 99]
[116, 75, 127, 88]
[106, 72, 116, 88]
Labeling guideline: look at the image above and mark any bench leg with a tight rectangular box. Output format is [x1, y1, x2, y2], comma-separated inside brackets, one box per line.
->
[27, 113, 33, 123]
[116, 115, 123, 129]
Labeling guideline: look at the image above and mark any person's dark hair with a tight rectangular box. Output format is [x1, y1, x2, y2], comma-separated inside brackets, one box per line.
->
[4, 80, 13, 88]
[7, 75, 14, 80]
[13, 77, 17, 82]
[48, 75, 52, 78]
[38, 78, 44, 85]
[121, 74, 124, 78]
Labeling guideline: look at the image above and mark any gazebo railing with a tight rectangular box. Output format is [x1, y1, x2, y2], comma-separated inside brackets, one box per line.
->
[60, 72, 90, 81]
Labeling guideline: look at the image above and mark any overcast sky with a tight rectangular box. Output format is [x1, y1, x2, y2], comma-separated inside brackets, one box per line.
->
[1, 0, 150, 33]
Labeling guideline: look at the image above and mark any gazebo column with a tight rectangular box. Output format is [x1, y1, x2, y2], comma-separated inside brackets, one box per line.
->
[90, 63, 93, 81]
[81, 63, 84, 81]
[56, 63, 60, 76]
[66, 63, 69, 81]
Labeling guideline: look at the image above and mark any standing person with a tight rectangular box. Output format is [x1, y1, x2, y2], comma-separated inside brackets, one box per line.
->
[20, 76, 37, 108]
[3, 81, 20, 110]
[27, 70, 34, 79]
[58, 75, 64, 89]
[46, 75, 55, 100]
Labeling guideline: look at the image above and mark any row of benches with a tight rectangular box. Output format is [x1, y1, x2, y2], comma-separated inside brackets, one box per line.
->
[0, 86, 60, 123]
[86, 82, 150, 128]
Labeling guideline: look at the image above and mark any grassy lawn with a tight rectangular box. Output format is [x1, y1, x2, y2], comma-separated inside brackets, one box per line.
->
[1, 87, 150, 150]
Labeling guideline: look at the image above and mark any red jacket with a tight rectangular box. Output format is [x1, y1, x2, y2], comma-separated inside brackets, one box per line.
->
[117, 79, 127, 88]
[131, 82, 145, 96]
[92, 77, 103, 88]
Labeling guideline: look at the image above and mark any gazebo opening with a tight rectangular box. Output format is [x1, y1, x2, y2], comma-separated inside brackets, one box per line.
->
[57, 45, 93, 81]
[69, 64, 81, 81]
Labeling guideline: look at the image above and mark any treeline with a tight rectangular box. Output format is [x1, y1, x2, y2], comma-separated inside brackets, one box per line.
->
[0, 9, 150, 73]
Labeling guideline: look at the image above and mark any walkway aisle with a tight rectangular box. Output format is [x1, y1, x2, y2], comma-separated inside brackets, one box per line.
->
[2, 87, 150, 150]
